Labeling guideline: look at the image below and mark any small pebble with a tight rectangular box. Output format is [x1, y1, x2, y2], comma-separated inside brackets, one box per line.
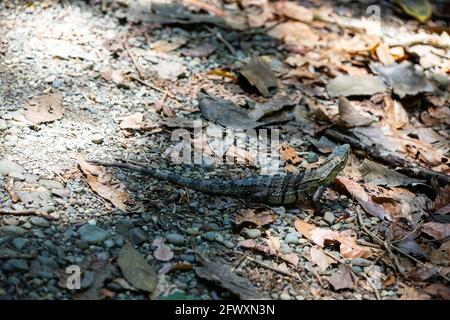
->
[165, 233, 185, 246]
[30, 216, 50, 228]
[351, 258, 372, 267]
[241, 228, 261, 239]
[91, 134, 104, 144]
[284, 232, 300, 244]
[323, 212, 335, 225]
[307, 152, 319, 163]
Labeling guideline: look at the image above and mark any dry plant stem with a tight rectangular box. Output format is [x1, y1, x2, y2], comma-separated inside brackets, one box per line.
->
[216, 32, 235, 54]
[245, 256, 294, 278]
[324, 129, 450, 185]
[124, 41, 145, 79]
[129, 76, 180, 102]
[310, 267, 325, 288]
[0, 209, 51, 219]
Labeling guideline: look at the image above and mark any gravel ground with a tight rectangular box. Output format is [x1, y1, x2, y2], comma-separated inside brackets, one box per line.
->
[0, 0, 439, 300]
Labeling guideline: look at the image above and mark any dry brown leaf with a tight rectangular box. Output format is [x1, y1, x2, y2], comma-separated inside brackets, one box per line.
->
[295, 218, 374, 259]
[384, 97, 409, 129]
[375, 43, 395, 65]
[277, 1, 314, 23]
[335, 177, 386, 220]
[194, 253, 264, 299]
[399, 286, 431, 300]
[118, 113, 145, 130]
[268, 21, 319, 46]
[233, 209, 276, 227]
[265, 233, 281, 255]
[24, 91, 63, 125]
[279, 143, 301, 165]
[152, 238, 174, 262]
[294, 219, 314, 239]
[240, 56, 277, 97]
[280, 252, 299, 267]
[77, 154, 129, 212]
[162, 104, 175, 117]
[423, 283, 450, 300]
[434, 185, 450, 214]
[328, 265, 356, 291]
[338, 96, 375, 128]
[310, 246, 335, 272]
[422, 222, 450, 240]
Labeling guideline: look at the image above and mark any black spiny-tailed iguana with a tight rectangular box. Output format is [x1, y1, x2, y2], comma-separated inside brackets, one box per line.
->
[89, 144, 350, 205]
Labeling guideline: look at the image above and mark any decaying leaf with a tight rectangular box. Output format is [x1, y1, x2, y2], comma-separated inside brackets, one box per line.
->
[74, 260, 116, 300]
[77, 154, 130, 212]
[156, 60, 186, 80]
[277, 1, 313, 23]
[294, 219, 314, 239]
[328, 265, 356, 291]
[422, 222, 450, 240]
[117, 243, 157, 294]
[279, 143, 301, 165]
[233, 209, 276, 227]
[430, 240, 450, 266]
[370, 62, 434, 98]
[198, 91, 262, 129]
[376, 43, 396, 65]
[335, 177, 386, 220]
[268, 21, 319, 46]
[194, 253, 264, 299]
[384, 97, 409, 129]
[294, 219, 374, 259]
[118, 113, 145, 130]
[338, 96, 375, 127]
[310, 246, 335, 272]
[395, 0, 432, 23]
[423, 283, 450, 300]
[326, 75, 386, 97]
[434, 185, 450, 215]
[24, 91, 63, 125]
[152, 238, 174, 262]
[399, 286, 431, 300]
[239, 56, 277, 97]
[360, 159, 424, 187]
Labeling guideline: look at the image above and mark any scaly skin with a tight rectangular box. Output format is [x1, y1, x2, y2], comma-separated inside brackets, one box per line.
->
[89, 144, 351, 205]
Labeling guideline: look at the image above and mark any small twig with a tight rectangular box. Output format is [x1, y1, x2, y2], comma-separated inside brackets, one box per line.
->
[124, 41, 145, 79]
[216, 32, 235, 54]
[245, 256, 294, 278]
[310, 267, 325, 288]
[129, 76, 181, 102]
[5, 178, 18, 203]
[391, 221, 424, 245]
[324, 129, 450, 185]
[0, 209, 52, 219]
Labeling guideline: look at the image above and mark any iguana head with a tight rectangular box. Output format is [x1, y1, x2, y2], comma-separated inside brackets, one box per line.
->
[315, 144, 351, 185]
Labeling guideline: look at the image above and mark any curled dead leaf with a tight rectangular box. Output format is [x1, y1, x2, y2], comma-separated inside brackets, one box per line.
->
[24, 91, 63, 125]
[233, 209, 276, 227]
[77, 154, 130, 212]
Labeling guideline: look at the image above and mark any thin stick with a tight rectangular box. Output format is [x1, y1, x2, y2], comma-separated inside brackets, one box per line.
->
[245, 256, 294, 278]
[216, 32, 235, 54]
[324, 129, 450, 185]
[124, 41, 145, 79]
[0, 209, 52, 219]
[129, 76, 180, 102]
